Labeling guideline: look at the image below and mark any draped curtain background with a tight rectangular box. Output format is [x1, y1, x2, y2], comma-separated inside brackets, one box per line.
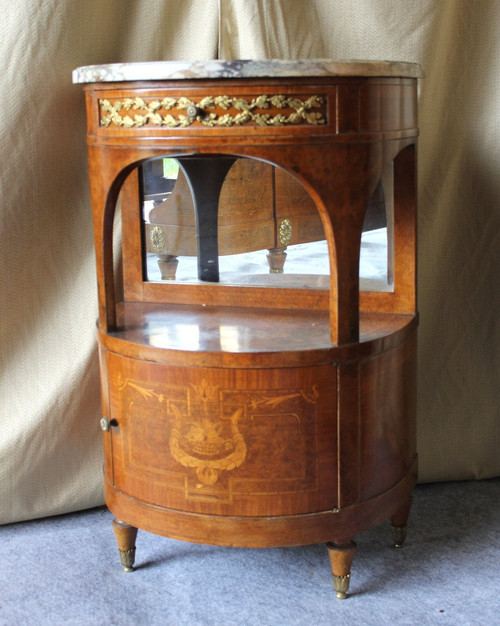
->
[1, 0, 498, 524]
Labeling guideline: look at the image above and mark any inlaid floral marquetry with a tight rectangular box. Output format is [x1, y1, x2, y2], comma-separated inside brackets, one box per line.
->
[99, 94, 326, 128]
[112, 370, 321, 502]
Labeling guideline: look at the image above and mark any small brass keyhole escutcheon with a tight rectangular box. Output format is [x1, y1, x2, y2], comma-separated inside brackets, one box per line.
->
[100, 417, 118, 432]
[186, 105, 201, 121]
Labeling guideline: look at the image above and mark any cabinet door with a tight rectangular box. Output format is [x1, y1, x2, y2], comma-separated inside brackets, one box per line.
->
[104, 351, 338, 517]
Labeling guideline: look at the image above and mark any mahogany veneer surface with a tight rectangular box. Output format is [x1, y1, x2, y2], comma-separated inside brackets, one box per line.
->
[76, 60, 421, 595]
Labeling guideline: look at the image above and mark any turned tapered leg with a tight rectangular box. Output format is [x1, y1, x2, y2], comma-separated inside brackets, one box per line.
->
[326, 539, 357, 599]
[266, 247, 287, 273]
[112, 519, 138, 572]
[391, 495, 413, 548]
[157, 254, 179, 280]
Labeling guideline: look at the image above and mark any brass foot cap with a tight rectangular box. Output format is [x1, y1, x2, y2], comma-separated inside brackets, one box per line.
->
[391, 524, 408, 549]
[333, 573, 351, 599]
[119, 548, 136, 572]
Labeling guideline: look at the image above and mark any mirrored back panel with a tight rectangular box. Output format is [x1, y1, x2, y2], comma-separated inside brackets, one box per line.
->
[139, 156, 393, 292]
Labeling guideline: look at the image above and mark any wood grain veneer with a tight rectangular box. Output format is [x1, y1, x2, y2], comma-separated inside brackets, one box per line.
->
[77, 62, 420, 597]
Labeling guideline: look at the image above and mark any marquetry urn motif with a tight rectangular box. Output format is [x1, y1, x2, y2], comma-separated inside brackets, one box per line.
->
[104, 351, 337, 517]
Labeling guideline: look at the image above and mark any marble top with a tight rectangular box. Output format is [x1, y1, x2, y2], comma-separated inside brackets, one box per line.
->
[73, 59, 423, 84]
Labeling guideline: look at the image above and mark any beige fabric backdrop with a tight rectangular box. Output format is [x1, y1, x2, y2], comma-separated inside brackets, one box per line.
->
[1, 0, 498, 525]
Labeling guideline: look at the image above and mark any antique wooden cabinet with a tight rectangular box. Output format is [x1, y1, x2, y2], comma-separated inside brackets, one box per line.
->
[74, 59, 422, 598]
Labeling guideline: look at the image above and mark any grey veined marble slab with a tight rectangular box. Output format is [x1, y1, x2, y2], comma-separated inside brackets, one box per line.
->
[73, 59, 423, 83]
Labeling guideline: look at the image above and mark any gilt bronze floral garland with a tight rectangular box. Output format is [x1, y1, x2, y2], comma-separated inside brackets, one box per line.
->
[99, 94, 326, 128]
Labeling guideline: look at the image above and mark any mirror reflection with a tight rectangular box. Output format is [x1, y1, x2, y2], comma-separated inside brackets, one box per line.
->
[360, 165, 394, 293]
[141, 156, 392, 292]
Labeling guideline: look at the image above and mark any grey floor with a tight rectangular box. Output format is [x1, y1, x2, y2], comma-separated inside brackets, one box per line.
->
[1, 479, 499, 626]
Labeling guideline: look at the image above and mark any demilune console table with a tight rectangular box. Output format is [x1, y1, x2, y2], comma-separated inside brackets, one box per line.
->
[73, 59, 422, 598]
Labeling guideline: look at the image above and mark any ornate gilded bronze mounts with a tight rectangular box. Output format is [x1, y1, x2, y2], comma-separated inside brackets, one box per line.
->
[99, 94, 326, 128]
[278, 218, 293, 245]
[149, 225, 166, 254]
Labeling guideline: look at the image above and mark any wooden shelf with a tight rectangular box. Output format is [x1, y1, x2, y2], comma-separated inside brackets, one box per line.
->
[113, 302, 414, 353]
[96, 302, 418, 369]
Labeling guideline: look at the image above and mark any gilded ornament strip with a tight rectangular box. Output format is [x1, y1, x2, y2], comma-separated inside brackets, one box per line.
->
[99, 94, 326, 128]
[278, 218, 293, 245]
[149, 225, 166, 254]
